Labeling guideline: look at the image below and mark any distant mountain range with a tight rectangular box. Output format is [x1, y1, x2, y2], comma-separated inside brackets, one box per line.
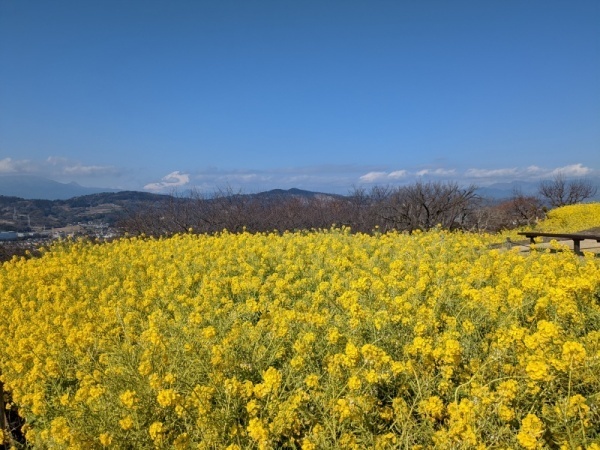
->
[1, 174, 599, 201]
[0, 175, 120, 200]
[0, 187, 341, 231]
[475, 180, 540, 198]
[1, 176, 599, 233]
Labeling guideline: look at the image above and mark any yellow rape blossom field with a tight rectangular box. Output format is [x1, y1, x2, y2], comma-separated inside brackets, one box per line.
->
[0, 207, 600, 448]
[534, 202, 600, 233]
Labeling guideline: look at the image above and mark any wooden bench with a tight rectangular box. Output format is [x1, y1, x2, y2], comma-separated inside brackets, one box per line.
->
[517, 232, 600, 255]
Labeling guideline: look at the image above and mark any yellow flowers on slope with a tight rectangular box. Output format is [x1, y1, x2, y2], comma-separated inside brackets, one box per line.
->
[536, 202, 600, 232]
[0, 228, 599, 448]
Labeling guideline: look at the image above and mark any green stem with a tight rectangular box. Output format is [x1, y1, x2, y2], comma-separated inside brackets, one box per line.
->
[565, 364, 574, 448]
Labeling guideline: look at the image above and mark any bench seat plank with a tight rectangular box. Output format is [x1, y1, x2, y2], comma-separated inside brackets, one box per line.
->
[517, 232, 600, 255]
[518, 232, 600, 241]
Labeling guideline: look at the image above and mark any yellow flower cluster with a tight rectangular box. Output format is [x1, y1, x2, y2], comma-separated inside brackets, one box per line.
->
[536, 202, 600, 233]
[0, 226, 599, 448]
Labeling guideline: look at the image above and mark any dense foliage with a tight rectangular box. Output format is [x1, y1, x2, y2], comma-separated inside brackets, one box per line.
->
[1, 221, 599, 448]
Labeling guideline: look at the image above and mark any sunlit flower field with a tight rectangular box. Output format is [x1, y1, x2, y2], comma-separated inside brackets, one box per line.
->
[0, 206, 599, 448]
[535, 202, 600, 233]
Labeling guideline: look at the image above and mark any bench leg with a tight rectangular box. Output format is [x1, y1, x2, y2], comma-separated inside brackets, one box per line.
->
[573, 239, 582, 255]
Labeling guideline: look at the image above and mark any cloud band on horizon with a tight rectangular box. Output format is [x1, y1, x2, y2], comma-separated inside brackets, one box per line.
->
[0, 156, 597, 195]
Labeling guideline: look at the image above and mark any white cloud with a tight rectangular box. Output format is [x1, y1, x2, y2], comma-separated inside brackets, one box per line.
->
[526, 165, 544, 174]
[358, 170, 409, 182]
[549, 163, 592, 177]
[63, 164, 117, 176]
[459, 163, 597, 186]
[359, 171, 389, 183]
[46, 156, 69, 166]
[0, 157, 37, 173]
[0, 156, 119, 178]
[237, 174, 258, 182]
[416, 168, 456, 176]
[121, 163, 600, 193]
[0, 155, 135, 190]
[144, 171, 191, 191]
[170, 165, 374, 194]
[3, 156, 593, 195]
[0, 158, 17, 173]
[388, 170, 408, 179]
[465, 168, 519, 178]
[355, 164, 595, 188]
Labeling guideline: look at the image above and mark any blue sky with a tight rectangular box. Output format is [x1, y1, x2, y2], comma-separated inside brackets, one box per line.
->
[1, 0, 599, 194]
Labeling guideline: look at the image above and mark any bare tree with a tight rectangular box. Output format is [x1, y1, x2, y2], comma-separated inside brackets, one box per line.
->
[538, 173, 597, 207]
[118, 182, 487, 237]
[467, 199, 506, 232]
[379, 181, 478, 232]
[344, 186, 390, 232]
[510, 188, 545, 226]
